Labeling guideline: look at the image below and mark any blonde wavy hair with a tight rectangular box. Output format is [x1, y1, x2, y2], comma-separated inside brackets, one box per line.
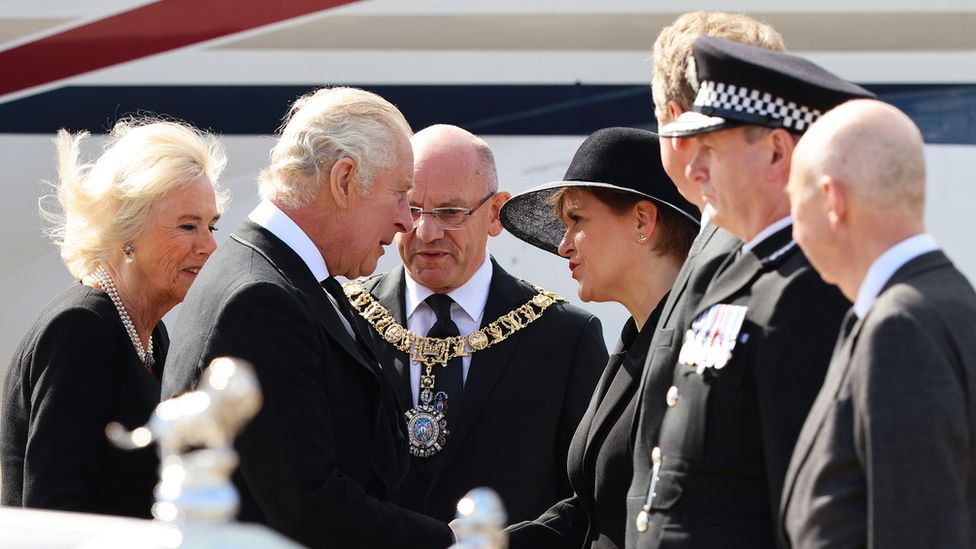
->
[43, 118, 228, 280]
[258, 86, 413, 209]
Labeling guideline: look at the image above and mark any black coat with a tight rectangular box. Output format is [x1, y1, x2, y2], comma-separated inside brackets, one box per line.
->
[638, 224, 849, 549]
[161, 220, 452, 549]
[627, 222, 739, 545]
[781, 251, 976, 549]
[507, 302, 661, 549]
[2, 283, 166, 518]
[360, 262, 608, 524]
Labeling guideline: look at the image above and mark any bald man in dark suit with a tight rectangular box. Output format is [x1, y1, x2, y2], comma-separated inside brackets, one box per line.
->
[780, 100, 976, 548]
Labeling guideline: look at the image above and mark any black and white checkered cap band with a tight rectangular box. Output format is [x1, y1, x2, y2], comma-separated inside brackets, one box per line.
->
[694, 80, 822, 132]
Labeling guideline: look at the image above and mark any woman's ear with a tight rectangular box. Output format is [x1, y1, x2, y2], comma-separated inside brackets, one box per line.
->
[635, 200, 659, 243]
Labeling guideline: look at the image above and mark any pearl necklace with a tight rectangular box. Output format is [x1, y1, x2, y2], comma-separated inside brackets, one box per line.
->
[92, 265, 154, 369]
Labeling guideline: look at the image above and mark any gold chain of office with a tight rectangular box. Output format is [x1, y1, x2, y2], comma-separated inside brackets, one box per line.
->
[342, 281, 565, 367]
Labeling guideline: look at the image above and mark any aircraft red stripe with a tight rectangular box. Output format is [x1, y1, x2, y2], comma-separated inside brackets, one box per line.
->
[0, 0, 358, 97]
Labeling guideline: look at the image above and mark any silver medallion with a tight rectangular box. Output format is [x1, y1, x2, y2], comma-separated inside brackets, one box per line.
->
[404, 380, 449, 457]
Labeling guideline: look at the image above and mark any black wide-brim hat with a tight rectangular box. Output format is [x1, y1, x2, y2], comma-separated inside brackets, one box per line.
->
[660, 36, 876, 138]
[500, 127, 700, 256]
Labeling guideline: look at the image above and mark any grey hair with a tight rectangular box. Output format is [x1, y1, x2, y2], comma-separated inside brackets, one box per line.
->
[258, 87, 413, 209]
[42, 117, 228, 280]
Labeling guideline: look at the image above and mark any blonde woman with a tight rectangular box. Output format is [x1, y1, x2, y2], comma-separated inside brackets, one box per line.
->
[1, 118, 226, 517]
[502, 128, 698, 548]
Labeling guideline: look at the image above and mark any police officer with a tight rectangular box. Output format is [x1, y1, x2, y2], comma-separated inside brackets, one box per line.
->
[627, 13, 785, 544]
[632, 37, 874, 549]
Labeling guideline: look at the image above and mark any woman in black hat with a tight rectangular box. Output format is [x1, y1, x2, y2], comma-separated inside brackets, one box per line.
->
[502, 127, 699, 548]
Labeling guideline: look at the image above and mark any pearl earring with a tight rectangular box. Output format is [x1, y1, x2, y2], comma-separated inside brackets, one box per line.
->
[636, 233, 646, 242]
[123, 242, 135, 264]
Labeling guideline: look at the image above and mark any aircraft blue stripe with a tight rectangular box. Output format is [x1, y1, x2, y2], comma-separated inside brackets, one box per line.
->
[0, 83, 972, 144]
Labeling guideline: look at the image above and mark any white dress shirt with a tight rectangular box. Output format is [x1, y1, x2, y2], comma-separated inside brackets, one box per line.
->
[742, 216, 793, 254]
[403, 253, 492, 406]
[700, 205, 714, 234]
[248, 200, 356, 339]
[852, 233, 938, 318]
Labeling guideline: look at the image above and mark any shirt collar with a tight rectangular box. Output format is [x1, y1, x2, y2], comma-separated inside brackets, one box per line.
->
[248, 200, 330, 282]
[699, 205, 713, 235]
[404, 252, 493, 321]
[853, 233, 937, 318]
[742, 216, 793, 254]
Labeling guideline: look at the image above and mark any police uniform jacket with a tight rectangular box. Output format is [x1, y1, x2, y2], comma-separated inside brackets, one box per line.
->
[627, 222, 739, 546]
[640, 222, 849, 549]
[359, 261, 608, 524]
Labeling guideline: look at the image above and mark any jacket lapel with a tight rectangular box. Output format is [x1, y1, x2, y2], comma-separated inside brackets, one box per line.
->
[584, 322, 655, 459]
[695, 224, 794, 318]
[230, 221, 376, 373]
[656, 222, 720, 329]
[583, 328, 633, 455]
[582, 315, 655, 466]
[779, 312, 864, 543]
[231, 221, 409, 494]
[779, 251, 950, 543]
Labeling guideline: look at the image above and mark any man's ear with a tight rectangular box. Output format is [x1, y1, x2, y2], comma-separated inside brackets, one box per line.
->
[822, 175, 846, 228]
[329, 157, 357, 209]
[667, 100, 685, 121]
[487, 192, 511, 237]
[768, 129, 798, 183]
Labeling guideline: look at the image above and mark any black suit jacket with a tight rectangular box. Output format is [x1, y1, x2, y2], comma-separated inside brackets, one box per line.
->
[507, 302, 661, 549]
[640, 224, 849, 549]
[161, 220, 452, 549]
[780, 251, 976, 549]
[359, 261, 608, 524]
[627, 222, 739, 546]
[2, 283, 166, 518]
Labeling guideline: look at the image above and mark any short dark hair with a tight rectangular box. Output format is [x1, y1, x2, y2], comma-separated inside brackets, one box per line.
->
[551, 187, 697, 261]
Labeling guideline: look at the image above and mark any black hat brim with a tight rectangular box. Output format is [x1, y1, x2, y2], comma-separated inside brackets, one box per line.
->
[500, 180, 700, 256]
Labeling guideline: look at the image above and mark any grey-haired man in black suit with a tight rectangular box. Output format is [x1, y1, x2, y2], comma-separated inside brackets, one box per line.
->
[162, 87, 454, 549]
[780, 100, 976, 549]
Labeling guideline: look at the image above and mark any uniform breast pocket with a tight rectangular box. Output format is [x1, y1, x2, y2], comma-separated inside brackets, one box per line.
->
[700, 340, 758, 462]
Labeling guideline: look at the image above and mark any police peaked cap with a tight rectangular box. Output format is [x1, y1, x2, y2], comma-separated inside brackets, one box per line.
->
[660, 36, 876, 138]
[500, 127, 699, 256]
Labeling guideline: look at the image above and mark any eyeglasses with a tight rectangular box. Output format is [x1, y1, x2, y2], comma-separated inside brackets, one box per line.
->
[410, 192, 495, 230]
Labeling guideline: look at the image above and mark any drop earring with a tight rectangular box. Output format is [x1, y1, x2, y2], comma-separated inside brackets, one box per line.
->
[123, 242, 135, 264]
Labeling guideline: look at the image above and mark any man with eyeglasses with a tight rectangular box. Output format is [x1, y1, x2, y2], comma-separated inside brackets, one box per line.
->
[348, 124, 608, 524]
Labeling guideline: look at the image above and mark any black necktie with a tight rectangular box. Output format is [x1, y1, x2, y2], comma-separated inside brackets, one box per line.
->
[322, 277, 377, 363]
[322, 277, 356, 325]
[424, 294, 464, 420]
